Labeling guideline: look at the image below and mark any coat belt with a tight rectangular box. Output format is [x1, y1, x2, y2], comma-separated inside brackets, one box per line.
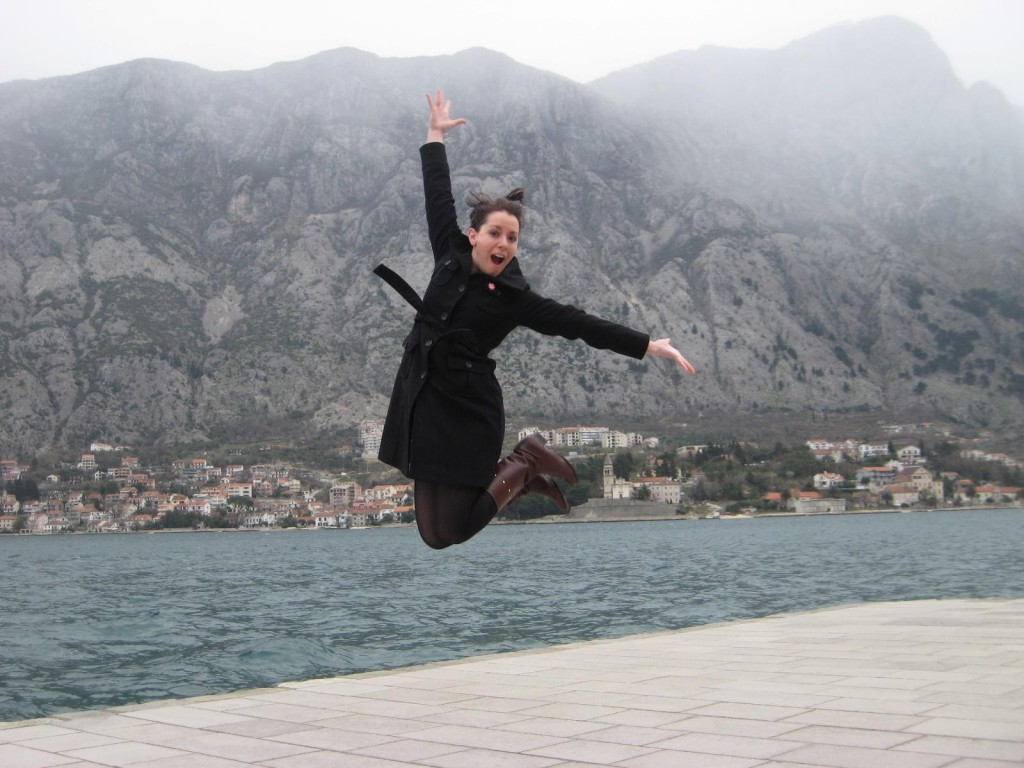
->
[374, 262, 483, 354]
[373, 263, 427, 315]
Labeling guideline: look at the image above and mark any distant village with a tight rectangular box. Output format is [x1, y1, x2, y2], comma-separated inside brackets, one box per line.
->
[1, 421, 1021, 534]
[779, 437, 1021, 515]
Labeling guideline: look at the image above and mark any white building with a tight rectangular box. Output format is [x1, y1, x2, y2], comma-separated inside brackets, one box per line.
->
[639, 478, 682, 504]
[602, 454, 632, 500]
[521, 426, 612, 447]
[601, 431, 631, 449]
[225, 482, 253, 499]
[896, 444, 923, 466]
[806, 439, 835, 451]
[858, 443, 890, 460]
[330, 482, 361, 507]
[857, 466, 897, 488]
[359, 421, 384, 459]
[813, 472, 845, 490]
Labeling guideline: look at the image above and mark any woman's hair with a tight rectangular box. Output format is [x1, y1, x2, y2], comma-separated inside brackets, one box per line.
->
[466, 188, 525, 231]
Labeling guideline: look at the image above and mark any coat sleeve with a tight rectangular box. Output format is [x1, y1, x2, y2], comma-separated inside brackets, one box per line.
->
[516, 291, 650, 360]
[420, 142, 467, 264]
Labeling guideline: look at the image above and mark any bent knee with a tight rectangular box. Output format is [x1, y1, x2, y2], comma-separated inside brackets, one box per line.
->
[417, 529, 455, 549]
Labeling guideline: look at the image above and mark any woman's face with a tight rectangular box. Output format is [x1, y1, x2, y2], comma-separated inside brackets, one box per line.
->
[468, 211, 519, 277]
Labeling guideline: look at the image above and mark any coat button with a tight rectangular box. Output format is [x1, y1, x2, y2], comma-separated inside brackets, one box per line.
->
[425, 339, 433, 347]
[464, 361, 472, 369]
[440, 312, 448, 321]
[420, 372, 426, 379]
[458, 284, 465, 292]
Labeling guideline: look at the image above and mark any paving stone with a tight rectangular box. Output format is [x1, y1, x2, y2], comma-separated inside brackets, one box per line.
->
[906, 717, 1024, 741]
[774, 742, 956, 768]
[0, 743, 81, 768]
[779, 724, 922, 749]
[526, 737, 657, 764]
[63, 741, 189, 766]
[0, 725, 76, 744]
[895, 735, 1024, 762]
[418, 747, 562, 767]
[648, 731, 806, 759]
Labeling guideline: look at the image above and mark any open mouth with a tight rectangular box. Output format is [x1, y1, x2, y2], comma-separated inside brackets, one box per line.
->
[490, 254, 506, 267]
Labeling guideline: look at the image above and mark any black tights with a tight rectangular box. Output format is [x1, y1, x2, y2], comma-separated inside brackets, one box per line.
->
[413, 481, 499, 549]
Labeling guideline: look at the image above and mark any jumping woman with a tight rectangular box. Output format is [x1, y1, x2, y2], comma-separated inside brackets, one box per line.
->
[375, 90, 696, 549]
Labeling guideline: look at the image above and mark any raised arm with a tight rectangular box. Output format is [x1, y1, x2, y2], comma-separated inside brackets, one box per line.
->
[426, 89, 466, 143]
[421, 91, 469, 262]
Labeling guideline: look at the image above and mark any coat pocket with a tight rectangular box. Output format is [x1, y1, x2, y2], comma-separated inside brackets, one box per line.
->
[442, 354, 496, 399]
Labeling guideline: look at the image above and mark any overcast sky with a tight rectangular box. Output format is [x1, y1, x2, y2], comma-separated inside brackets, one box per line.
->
[1, 0, 1021, 106]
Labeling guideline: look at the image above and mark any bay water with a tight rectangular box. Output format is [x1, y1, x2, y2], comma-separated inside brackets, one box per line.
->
[2, 508, 1022, 722]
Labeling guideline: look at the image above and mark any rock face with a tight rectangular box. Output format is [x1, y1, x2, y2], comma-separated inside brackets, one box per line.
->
[1, 18, 1022, 456]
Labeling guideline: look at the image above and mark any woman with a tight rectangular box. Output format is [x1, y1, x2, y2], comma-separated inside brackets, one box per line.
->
[375, 90, 696, 549]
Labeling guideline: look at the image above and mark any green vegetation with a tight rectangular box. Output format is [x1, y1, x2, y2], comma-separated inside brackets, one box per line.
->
[951, 288, 1024, 323]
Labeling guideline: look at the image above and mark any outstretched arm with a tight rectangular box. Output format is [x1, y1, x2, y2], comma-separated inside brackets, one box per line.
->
[647, 338, 697, 376]
[426, 89, 467, 143]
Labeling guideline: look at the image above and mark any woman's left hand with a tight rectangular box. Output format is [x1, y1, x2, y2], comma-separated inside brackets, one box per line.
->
[646, 338, 697, 375]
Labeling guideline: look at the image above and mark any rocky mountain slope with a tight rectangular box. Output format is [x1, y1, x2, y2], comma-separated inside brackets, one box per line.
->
[1, 17, 1022, 456]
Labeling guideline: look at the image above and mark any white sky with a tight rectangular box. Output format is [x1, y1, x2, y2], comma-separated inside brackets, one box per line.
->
[1, 0, 1022, 106]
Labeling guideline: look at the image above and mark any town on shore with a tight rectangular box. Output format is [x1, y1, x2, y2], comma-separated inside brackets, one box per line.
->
[2, 420, 1021, 535]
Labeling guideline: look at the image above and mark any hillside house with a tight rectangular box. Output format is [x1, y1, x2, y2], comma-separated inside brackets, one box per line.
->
[314, 510, 343, 528]
[330, 482, 361, 507]
[886, 483, 921, 507]
[813, 472, 845, 490]
[894, 467, 943, 501]
[638, 477, 682, 504]
[896, 444, 924, 466]
[857, 466, 897, 488]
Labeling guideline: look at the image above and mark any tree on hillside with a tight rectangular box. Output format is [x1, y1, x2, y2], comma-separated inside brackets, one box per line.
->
[613, 452, 636, 481]
[5, 477, 40, 501]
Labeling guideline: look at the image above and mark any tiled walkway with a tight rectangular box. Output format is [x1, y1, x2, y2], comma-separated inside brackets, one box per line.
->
[2, 599, 1023, 767]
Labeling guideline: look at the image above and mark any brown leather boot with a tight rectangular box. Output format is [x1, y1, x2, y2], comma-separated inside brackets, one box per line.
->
[487, 466, 569, 513]
[523, 474, 569, 511]
[486, 436, 578, 515]
[512, 435, 578, 485]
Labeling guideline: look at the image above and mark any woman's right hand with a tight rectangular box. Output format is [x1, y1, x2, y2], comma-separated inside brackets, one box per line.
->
[426, 89, 467, 143]
[646, 338, 697, 376]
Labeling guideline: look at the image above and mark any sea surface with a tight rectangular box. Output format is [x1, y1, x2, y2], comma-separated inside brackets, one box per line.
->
[1, 508, 1022, 722]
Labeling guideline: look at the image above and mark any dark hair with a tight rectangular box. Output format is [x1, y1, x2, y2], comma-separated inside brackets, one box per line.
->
[466, 188, 525, 231]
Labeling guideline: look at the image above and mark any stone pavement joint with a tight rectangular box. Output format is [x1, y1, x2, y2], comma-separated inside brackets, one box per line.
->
[2, 598, 1022, 767]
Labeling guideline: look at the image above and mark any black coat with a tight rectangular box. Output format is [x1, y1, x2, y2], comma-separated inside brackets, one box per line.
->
[377, 142, 650, 487]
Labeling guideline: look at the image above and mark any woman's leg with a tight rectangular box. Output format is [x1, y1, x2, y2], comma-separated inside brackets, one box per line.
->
[414, 437, 578, 549]
[412, 481, 446, 549]
[413, 481, 497, 548]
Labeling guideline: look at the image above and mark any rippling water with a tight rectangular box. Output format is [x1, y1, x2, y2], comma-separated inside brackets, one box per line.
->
[2, 508, 1022, 722]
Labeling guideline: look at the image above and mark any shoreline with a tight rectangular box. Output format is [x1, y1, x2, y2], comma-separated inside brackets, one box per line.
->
[519, 502, 1023, 524]
[2, 504, 1019, 537]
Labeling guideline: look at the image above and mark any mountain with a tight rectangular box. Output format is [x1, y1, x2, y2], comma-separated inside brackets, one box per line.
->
[1, 18, 1022, 457]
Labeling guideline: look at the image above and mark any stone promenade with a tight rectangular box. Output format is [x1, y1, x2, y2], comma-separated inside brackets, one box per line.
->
[2, 598, 1022, 767]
